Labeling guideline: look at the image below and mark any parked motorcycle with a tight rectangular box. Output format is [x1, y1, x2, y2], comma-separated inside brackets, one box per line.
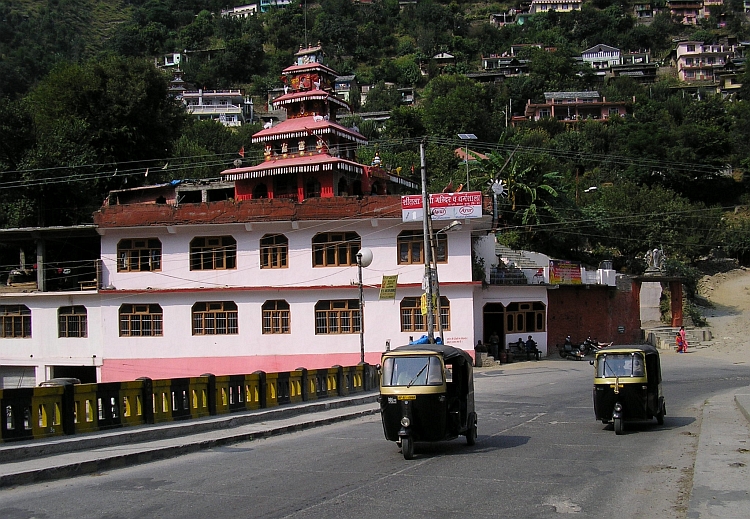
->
[580, 337, 613, 356]
[559, 336, 586, 360]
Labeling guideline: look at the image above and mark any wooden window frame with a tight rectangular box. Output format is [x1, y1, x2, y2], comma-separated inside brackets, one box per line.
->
[314, 299, 360, 334]
[192, 301, 238, 335]
[190, 236, 237, 271]
[119, 304, 163, 337]
[58, 305, 87, 338]
[260, 234, 288, 269]
[504, 302, 546, 334]
[312, 232, 361, 267]
[0, 305, 32, 338]
[399, 296, 450, 332]
[262, 300, 290, 334]
[397, 231, 447, 265]
[117, 239, 162, 272]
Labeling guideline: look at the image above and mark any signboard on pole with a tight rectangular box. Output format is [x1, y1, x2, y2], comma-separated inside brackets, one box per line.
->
[401, 191, 483, 222]
[549, 260, 582, 285]
[379, 275, 398, 300]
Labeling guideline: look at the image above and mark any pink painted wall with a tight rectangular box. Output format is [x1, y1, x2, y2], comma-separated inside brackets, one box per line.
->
[101, 352, 385, 381]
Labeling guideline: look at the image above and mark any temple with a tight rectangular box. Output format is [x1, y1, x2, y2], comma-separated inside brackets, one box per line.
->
[221, 43, 418, 199]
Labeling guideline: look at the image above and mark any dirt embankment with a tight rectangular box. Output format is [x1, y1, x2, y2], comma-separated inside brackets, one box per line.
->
[696, 267, 750, 363]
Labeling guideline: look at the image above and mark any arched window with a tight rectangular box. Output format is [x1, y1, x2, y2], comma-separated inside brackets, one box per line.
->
[191, 301, 238, 335]
[190, 236, 236, 270]
[117, 239, 161, 272]
[260, 234, 288, 269]
[0, 305, 31, 338]
[262, 300, 290, 334]
[312, 232, 360, 267]
[314, 300, 360, 334]
[58, 306, 87, 338]
[253, 183, 268, 199]
[119, 304, 163, 337]
[504, 302, 546, 333]
[400, 297, 450, 332]
[397, 231, 447, 265]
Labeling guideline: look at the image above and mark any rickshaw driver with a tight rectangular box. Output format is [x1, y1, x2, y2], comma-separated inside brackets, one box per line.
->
[633, 355, 645, 377]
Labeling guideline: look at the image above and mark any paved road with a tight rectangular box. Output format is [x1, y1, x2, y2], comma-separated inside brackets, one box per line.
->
[0, 354, 748, 518]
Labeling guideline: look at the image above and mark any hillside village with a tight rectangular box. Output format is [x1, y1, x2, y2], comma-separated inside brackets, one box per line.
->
[2, 1, 750, 387]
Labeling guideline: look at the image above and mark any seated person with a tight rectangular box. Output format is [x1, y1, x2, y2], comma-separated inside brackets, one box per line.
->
[525, 335, 539, 360]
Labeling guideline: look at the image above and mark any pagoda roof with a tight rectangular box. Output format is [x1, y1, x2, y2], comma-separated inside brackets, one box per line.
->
[282, 62, 339, 78]
[252, 117, 367, 145]
[272, 90, 351, 111]
[220, 153, 365, 181]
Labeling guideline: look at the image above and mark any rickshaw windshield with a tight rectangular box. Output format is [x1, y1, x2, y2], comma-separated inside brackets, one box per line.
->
[597, 353, 645, 378]
[382, 356, 444, 387]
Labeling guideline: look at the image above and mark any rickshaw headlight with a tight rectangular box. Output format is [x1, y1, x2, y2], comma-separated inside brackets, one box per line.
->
[400, 417, 411, 427]
[614, 403, 623, 413]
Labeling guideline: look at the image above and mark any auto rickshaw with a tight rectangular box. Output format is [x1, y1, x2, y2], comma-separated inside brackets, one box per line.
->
[592, 345, 666, 435]
[379, 343, 477, 459]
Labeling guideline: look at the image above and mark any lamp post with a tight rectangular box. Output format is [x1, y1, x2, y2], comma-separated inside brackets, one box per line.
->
[429, 219, 462, 343]
[356, 248, 373, 364]
[458, 133, 477, 190]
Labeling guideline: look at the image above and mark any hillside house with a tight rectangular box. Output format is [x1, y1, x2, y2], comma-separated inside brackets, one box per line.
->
[522, 91, 630, 124]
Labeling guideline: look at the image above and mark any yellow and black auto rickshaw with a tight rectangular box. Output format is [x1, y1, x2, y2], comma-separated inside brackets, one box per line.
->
[379, 343, 476, 459]
[592, 344, 666, 435]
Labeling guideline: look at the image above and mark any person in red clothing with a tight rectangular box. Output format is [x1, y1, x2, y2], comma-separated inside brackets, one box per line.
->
[679, 326, 688, 353]
[676, 332, 685, 353]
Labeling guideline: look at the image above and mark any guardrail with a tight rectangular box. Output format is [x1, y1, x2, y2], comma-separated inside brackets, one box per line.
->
[0, 363, 378, 443]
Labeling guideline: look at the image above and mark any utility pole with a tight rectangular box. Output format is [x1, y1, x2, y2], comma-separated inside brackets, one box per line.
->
[420, 141, 435, 343]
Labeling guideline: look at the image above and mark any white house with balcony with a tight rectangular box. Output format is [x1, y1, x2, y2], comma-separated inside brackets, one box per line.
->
[581, 44, 622, 76]
[529, 0, 582, 14]
[181, 89, 253, 127]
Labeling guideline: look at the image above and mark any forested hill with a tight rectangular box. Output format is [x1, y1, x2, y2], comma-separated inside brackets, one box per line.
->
[3, 0, 750, 278]
[4, 0, 750, 99]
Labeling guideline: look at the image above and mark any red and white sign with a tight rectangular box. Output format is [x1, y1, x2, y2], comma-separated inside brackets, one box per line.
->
[401, 192, 483, 222]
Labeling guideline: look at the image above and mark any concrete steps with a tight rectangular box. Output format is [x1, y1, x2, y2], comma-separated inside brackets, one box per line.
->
[495, 245, 540, 269]
[644, 326, 712, 351]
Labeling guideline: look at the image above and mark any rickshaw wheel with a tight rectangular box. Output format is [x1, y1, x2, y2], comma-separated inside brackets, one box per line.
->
[401, 436, 414, 460]
[613, 417, 624, 435]
[466, 413, 477, 446]
[656, 402, 665, 425]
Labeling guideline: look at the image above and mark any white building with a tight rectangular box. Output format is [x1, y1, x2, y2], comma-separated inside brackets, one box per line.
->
[581, 44, 622, 74]
[529, 0, 583, 14]
[181, 89, 253, 127]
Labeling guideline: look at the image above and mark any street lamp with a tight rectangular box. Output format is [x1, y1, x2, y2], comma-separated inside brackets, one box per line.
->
[356, 248, 373, 364]
[429, 220, 462, 343]
[458, 133, 477, 190]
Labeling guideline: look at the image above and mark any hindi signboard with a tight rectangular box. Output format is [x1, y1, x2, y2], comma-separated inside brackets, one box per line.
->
[401, 191, 483, 222]
[379, 275, 398, 300]
[549, 260, 582, 285]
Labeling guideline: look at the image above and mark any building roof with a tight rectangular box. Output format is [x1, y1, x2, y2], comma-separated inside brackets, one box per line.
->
[221, 153, 366, 181]
[93, 195, 411, 228]
[582, 44, 621, 55]
[251, 117, 367, 145]
[272, 90, 350, 111]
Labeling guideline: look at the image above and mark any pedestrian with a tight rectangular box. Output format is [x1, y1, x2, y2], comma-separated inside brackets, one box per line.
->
[675, 332, 685, 353]
[489, 331, 500, 360]
[679, 326, 688, 353]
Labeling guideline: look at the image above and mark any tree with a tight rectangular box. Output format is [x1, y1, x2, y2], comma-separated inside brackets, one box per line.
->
[420, 74, 498, 140]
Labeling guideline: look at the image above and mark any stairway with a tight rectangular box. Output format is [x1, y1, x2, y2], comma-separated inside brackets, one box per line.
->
[495, 245, 544, 269]
[644, 326, 713, 351]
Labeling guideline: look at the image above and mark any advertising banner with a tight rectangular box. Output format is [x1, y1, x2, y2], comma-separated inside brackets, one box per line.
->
[401, 191, 483, 222]
[379, 275, 398, 300]
[549, 260, 582, 285]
